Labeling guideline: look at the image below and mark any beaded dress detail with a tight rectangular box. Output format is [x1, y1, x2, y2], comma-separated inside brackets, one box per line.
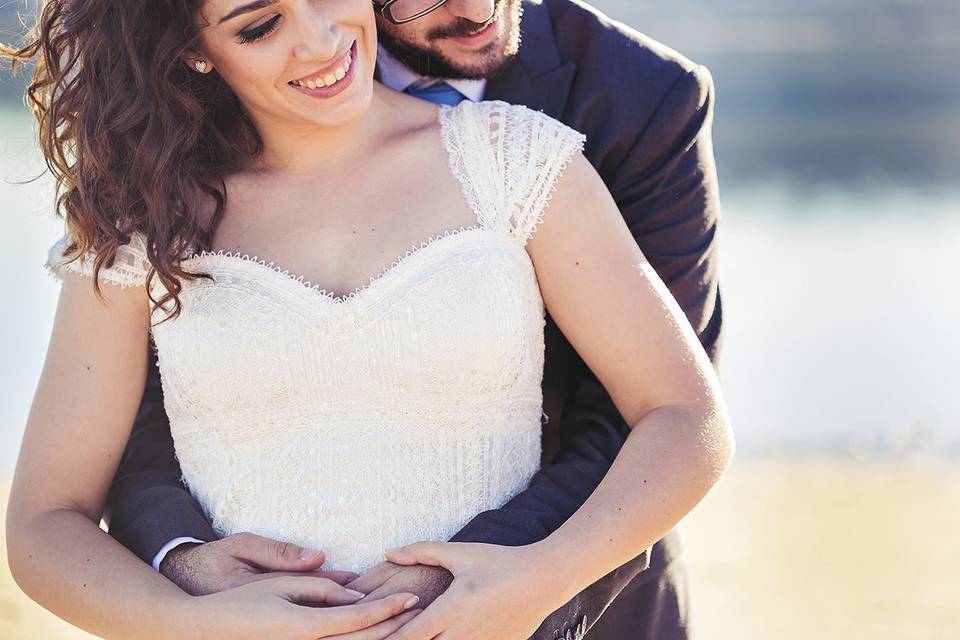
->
[44, 101, 586, 572]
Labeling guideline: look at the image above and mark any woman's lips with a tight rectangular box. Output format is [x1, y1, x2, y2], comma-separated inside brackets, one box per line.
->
[288, 40, 358, 100]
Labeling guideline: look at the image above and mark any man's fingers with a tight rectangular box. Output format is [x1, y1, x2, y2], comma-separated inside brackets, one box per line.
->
[303, 592, 420, 636]
[323, 608, 423, 640]
[228, 532, 326, 570]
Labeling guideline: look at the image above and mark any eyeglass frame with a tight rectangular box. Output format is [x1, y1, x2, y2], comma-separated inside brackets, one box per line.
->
[373, 0, 449, 25]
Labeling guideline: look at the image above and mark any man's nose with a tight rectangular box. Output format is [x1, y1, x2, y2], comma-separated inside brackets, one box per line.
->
[445, 0, 496, 24]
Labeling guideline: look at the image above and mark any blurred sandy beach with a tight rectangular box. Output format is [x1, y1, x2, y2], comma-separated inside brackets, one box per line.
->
[3, 457, 959, 639]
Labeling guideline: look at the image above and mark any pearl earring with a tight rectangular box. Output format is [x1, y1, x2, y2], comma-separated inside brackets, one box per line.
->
[195, 60, 208, 73]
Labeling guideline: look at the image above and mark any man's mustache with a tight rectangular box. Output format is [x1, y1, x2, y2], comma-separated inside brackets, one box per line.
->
[425, 1, 504, 40]
[427, 17, 492, 40]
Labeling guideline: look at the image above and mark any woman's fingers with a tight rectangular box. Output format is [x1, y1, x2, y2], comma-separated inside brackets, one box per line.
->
[314, 569, 363, 585]
[384, 542, 452, 568]
[245, 569, 361, 587]
[322, 607, 423, 640]
[379, 595, 449, 640]
[303, 591, 421, 637]
[272, 575, 368, 607]
[343, 561, 405, 594]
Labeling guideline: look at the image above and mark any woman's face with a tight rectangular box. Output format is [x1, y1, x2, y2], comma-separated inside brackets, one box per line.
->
[197, 0, 377, 130]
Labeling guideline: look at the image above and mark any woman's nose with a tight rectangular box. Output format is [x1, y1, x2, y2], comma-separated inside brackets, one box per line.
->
[292, 11, 340, 63]
[446, 0, 496, 24]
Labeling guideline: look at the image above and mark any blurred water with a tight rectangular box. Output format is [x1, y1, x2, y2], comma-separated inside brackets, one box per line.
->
[588, 1, 960, 189]
[2, 1, 960, 475]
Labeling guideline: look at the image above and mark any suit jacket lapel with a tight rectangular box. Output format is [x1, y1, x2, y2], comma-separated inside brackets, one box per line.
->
[484, 0, 577, 119]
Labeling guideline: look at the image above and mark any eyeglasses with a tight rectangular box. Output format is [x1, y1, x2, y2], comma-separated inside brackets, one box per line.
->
[373, 0, 450, 25]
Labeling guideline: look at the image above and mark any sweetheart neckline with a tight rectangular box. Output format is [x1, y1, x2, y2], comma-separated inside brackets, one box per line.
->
[179, 224, 496, 305]
[176, 103, 493, 306]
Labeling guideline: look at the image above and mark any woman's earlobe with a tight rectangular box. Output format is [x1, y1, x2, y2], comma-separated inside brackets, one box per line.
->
[185, 54, 213, 74]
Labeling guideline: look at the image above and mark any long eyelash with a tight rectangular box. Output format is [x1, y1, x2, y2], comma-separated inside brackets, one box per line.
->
[237, 15, 282, 44]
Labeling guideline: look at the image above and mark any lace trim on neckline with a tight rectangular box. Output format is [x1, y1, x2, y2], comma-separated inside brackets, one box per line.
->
[183, 224, 484, 304]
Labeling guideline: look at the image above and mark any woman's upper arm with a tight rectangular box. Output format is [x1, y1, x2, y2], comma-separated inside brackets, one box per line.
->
[9, 272, 150, 525]
[525, 152, 723, 428]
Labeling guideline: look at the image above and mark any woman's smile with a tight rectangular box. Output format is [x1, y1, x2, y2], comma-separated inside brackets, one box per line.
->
[288, 39, 358, 99]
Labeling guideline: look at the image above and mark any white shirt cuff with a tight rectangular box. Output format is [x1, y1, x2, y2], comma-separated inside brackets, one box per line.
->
[152, 536, 207, 572]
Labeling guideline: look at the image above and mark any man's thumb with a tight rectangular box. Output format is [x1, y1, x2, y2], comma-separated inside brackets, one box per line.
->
[229, 532, 326, 570]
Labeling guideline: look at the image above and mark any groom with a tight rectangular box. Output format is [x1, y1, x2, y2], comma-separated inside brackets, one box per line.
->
[105, 1, 722, 638]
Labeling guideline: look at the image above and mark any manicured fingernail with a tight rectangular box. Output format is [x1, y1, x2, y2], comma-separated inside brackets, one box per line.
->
[299, 549, 324, 562]
[403, 595, 420, 610]
[346, 589, 365, 599]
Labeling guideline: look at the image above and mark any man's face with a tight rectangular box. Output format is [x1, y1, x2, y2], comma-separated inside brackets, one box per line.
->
[376, 0, 524, 80]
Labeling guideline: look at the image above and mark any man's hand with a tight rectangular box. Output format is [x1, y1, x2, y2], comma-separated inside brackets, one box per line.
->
[344, 560, 453, 609]
[159, 532, 360, 596]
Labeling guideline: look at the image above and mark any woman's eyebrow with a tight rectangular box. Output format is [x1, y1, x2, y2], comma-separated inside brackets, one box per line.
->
[218, 0, 279, 25]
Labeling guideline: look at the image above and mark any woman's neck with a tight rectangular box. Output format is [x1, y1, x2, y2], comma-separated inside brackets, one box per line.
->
[247, 83, 399, 177]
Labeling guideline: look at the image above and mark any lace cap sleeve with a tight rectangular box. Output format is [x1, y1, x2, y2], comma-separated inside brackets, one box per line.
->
[492, 102, 587, 245]
[44, 231, 151, 289]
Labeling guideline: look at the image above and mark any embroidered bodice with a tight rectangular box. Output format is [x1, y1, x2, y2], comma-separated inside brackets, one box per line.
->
[45, 100, 586, 572]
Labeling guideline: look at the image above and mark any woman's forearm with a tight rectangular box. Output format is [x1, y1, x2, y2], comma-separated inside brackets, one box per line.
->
[6, 507, 193, 640]
[529, 404, 734, 605]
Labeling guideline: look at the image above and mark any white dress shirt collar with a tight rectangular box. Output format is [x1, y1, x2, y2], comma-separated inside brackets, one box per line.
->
[376, 44, 487, 102]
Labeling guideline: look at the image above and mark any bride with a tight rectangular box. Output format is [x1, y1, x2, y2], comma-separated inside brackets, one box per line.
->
[4, 0, 734, 638]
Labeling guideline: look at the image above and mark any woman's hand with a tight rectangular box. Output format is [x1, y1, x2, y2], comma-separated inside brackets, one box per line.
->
[184, 575, 423, 640]
[379, 541, 564, 640]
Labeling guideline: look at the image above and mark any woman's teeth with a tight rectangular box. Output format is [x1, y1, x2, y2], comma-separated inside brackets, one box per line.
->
[292, 51, 353, 89]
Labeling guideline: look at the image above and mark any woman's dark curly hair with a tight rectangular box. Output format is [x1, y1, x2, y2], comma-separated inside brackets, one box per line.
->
[2, 0, 261, 320]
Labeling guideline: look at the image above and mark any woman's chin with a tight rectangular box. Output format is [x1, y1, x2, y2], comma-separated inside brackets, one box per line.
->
[277, 81, 374, 131]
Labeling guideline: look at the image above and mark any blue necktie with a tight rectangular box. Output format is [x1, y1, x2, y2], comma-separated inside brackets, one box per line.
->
[403, 81, 468, 106]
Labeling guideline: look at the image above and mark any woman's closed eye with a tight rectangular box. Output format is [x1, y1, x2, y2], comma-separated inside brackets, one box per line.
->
[237, 14, 282, 44]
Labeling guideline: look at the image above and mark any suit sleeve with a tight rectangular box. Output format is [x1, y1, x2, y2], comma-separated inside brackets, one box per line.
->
[104, 348, 219, 565]
[448, 65, 723, 639]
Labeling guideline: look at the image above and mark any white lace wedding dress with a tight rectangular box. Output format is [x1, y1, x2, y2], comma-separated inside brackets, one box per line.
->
[45, 100, 586, 573]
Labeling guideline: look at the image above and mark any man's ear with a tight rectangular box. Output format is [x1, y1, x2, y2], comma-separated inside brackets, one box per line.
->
[184, 52, 214, 74]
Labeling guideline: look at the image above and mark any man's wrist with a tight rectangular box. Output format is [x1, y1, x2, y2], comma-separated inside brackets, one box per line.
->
[153, 537, 207, 572]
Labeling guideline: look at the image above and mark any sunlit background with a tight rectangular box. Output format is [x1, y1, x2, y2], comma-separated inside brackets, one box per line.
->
[2, 1, 958, 638]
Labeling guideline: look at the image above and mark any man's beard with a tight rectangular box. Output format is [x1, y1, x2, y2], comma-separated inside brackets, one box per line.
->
[377, 0, 523, 80]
